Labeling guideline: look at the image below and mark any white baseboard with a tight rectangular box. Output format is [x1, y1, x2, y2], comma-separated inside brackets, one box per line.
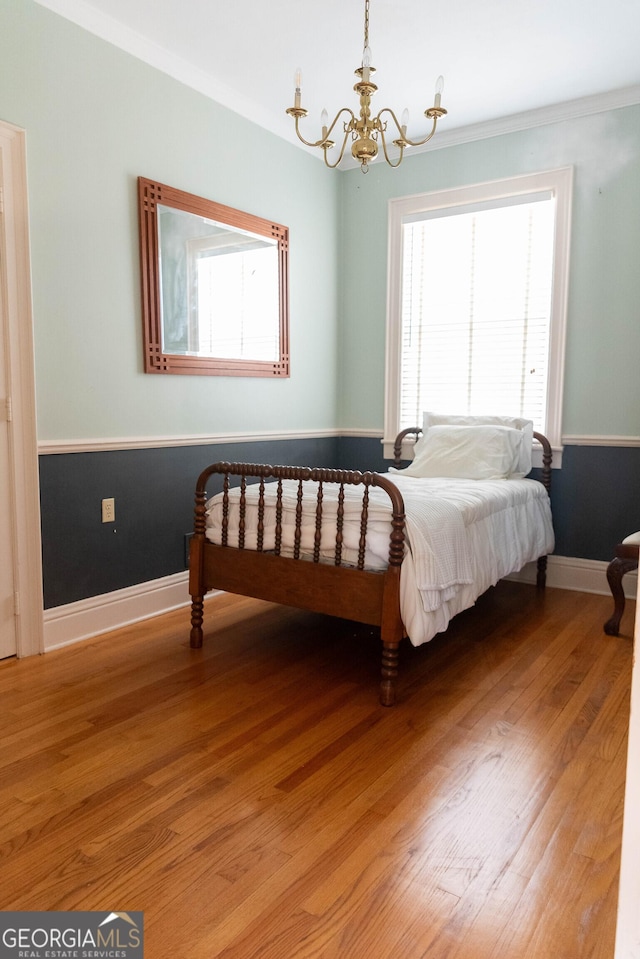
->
[43, 554, 636, 653]
[43, 571, 196, 651]
[508, 554, 637, 597]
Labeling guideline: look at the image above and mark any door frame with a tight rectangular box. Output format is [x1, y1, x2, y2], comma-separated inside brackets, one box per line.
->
[0, 119, 43, 657]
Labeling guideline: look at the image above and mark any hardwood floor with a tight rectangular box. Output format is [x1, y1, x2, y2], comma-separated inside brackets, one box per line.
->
[0, 582, 632, 958]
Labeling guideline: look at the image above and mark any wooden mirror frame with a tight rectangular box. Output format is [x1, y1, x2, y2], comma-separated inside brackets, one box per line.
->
[138, 177, 290, 376]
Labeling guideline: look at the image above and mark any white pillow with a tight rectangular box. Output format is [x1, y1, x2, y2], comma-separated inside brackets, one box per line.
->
[421, 412, 534, 476]
[399, 424, 524, 480]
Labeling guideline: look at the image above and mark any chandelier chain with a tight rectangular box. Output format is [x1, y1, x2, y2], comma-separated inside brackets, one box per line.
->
[364, 0, 370, 50]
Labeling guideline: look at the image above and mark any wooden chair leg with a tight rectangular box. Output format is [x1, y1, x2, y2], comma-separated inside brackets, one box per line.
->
[604, 557, 637, 636]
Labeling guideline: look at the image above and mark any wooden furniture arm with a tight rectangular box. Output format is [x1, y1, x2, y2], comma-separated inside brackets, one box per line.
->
[604, 540, 639, 636]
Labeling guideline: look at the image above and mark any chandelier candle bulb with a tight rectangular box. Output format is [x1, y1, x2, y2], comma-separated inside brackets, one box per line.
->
[321, 108, 328, 141]
[294, 67, 302, 108]
[434, 75, 444, 108]
[362, 44, 372, 82]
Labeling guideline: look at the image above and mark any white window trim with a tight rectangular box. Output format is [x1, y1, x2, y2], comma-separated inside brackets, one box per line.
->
[384, 168, 573, 464]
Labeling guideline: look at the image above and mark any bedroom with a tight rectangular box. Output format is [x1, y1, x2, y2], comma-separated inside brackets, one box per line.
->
[0, 0, 639, 954]
[0, 0, 638, 631]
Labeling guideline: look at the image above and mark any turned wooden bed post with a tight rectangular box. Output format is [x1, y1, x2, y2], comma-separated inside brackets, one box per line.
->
[189, 468, 210, 649]
[392, 427, 423, 468]
[533, 431, 553, 589]
[374, 475, 407, 706]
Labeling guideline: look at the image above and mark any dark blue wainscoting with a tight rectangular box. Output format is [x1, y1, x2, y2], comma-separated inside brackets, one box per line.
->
[39, 436, 340, 609]
[546, 444, 640, 561]
[39, 436, 640, 609]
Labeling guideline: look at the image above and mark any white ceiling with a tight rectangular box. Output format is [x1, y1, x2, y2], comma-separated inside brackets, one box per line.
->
[38, 0, 640, 161]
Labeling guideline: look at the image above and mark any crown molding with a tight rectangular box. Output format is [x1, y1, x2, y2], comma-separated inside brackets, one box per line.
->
[407, 85, 640, 157]
[33, 0, 297, 145]
[35, 1, 640, 160]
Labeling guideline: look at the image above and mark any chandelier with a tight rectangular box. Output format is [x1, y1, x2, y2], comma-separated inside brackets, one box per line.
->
[286, 0, 447, 173]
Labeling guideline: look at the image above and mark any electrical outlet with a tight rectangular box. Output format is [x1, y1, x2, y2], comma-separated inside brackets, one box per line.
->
[102, 497, 115, 523]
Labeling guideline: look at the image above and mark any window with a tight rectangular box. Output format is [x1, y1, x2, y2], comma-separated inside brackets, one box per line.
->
[385, 169, 573, 453]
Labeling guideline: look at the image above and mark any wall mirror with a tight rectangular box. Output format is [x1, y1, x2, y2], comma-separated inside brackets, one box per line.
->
[138, 177, 289, 376]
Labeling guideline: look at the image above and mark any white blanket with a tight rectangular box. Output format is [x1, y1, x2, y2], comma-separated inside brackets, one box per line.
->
[205, 474, 554, 648]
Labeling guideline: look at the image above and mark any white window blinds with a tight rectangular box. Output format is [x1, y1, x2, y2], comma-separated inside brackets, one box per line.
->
[399, 195, 555, 432]
[385, 168, 573, 452]
[195, 245, 280, 361]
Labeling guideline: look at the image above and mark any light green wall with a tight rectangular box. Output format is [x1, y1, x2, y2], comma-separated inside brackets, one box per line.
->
[2, 1, 639, 443]
[0, 0, 340, 440]
[337, 107, 640, 437]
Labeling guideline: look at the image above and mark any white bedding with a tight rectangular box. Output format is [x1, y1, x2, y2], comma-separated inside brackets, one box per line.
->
[204, 474, 554, 648]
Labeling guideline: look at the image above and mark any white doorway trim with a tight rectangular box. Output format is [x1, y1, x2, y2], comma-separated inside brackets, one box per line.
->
[0, 119, 44, 657]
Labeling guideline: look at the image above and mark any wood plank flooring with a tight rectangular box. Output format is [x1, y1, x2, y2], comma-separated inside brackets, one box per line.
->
[0, 582, 633, 958]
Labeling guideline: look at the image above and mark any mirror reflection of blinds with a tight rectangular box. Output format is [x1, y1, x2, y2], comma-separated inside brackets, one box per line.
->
[196, 246, 279, 361]
[400, 195, 556, 432]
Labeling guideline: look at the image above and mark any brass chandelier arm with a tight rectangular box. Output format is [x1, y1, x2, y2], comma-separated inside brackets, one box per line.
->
[286, 111, 327, 149]
[324, 107, 357, 144]
[323, 124, 355, 169]
[402, 114, 440, 147]
[376, 121, 405, 168]
[287, 107, 356, 152]
[375, 106, 406, 139]
[375, 107, 440, 149]
[375, 107, 408, 168]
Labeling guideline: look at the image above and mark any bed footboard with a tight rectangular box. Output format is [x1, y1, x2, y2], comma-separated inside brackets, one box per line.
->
[189, 462, 407, 705]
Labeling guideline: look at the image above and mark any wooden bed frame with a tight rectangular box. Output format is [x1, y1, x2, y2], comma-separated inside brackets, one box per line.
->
[189, 430, 553, 706]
